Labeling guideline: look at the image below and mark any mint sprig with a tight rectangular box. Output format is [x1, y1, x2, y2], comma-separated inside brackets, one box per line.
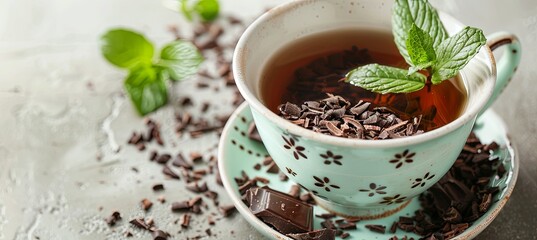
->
[101, 28, 204, 115]
[180, 0, 220, 22]
[346, 0, 486, 94]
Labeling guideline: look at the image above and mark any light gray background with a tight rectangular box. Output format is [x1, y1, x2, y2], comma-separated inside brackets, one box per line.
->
[0, 0, 535, 239]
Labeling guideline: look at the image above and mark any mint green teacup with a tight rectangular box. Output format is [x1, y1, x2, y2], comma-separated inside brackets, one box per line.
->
[233, 0, 521, 218]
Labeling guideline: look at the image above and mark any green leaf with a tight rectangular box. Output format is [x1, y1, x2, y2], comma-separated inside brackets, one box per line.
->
[180, 0, 194, 21]
[101, 29, 154, 69]
[406, 24, 436, 68]
[392, 0, 447, 64]
[159, 40, 204, 81]
[194, 0, 219, 22]
[431, 26, 486, 84]
[124, 66, 168, 115]
[346, 64, 427, 94]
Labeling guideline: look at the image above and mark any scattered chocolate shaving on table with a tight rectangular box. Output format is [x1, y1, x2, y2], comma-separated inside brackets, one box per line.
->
[149, 151, 158, 161]
[152, 184, 164, 191]
[124, 231, 133, 237]
[180, 214, 191, 228]
[279, 94, 423, 140]
[152, 230, 170, 240]
[129, 218, 150, 230]
[190, 152, 203, 163]
[172, 153, 193, 170]
[105, 211, 121, 226]
[156, 154, 171, 164]
[218, 205, 236, 217]
[141, 198, 153, 211]
[186, 181, 208, 193]
[171, 201, 190, 212]
[162, 166, 180, 179]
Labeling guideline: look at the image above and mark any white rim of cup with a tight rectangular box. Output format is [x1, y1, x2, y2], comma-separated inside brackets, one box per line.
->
[232, 1, 496, 149]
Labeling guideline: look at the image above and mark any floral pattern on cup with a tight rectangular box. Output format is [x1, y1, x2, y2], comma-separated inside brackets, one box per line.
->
[411, 172, 436, 188]
[282, 135, 307, 160]
[320, 151, 343, 165]
[282, 131, 300, 142]
[380, 194, 407, 205]
[313, 176, 340, 192]
[389, 149, 415, 169]
[285, 167, 297, 177]
[358, 183, 387, 197]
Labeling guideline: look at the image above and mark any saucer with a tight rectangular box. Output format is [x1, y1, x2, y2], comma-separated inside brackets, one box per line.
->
[218, 102, 518, 240]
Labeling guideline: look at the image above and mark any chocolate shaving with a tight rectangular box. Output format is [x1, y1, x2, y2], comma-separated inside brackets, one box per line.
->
[186, 181, 208, 193]
[219, 205, 236, 217]
[162, 166, 180, 179]
[278, 94, 423, 140]
[180, 214, 191, 228]
[105, 211, 121, 226]
[151, 230, 169, 240]
[130, 218, 149, 230]
[141, 198, 153, 211]
[365, 224, 386, 234]
[172, 153, 193, 170]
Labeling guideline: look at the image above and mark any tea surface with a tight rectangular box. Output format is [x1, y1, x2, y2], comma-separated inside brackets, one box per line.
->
[261, 28, 467, 131]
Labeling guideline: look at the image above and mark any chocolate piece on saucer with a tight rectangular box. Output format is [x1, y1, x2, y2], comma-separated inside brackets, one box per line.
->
[287, 228, 336, 240]
[247, 187, 313, 234]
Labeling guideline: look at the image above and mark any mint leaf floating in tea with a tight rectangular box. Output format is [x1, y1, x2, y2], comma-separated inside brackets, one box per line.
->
[100, 28, 203, 115]
[159, 40, 204, 81]
[431, 27, 486, 84]
[346, 0, 486, 94]
[346, 64, 426, 94]
[180, 0, 220, 22]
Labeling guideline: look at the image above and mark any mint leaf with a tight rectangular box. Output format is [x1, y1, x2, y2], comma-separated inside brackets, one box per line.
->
[195, 0, 219, 22]
[180, 0, 219, 22]
[406, 24, 436, 69]
[431, 27, 486, 84]
[393, 0, 447, 64]
[101, 29, 154, 69]
[124, 66, 168, 115]
[346, 64, 427, 94]
[180, 0, 194, 21]
[159, 40, 204, 81]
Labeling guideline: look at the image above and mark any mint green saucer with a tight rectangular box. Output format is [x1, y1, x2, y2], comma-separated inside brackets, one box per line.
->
[218, 102, 518, 240]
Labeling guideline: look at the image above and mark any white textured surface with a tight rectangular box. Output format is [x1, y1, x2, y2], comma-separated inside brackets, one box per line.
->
[0, 0, 535, 239]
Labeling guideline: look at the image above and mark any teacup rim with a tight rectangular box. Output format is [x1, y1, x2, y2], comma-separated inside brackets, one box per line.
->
[233, 0, 496, 149]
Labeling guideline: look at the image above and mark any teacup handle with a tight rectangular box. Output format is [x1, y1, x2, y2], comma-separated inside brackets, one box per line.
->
[479, 32, 522, 116]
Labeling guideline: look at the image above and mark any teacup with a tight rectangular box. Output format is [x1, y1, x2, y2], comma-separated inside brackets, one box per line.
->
[233, 0, 521, 218]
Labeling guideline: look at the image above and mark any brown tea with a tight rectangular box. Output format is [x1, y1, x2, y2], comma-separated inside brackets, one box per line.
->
[260, 28, 467, 131]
